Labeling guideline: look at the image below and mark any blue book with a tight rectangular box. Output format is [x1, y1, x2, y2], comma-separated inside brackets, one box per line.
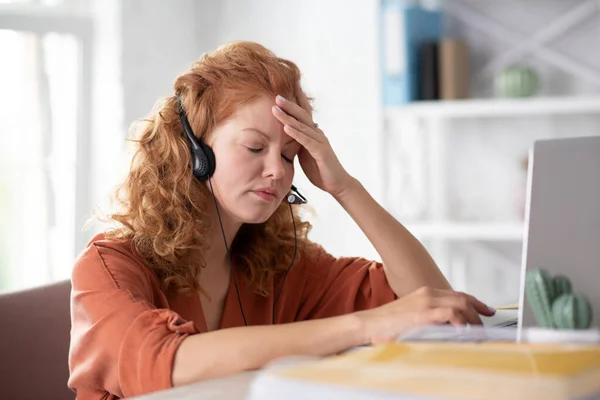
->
[380, 0, 443, 105]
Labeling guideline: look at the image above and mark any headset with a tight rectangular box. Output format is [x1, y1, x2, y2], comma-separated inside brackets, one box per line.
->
[176, 94, 306, 326]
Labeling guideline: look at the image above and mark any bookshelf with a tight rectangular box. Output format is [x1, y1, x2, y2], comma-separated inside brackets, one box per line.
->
[378, 1, 600, 303]
[381, 95, 600, 293]
[382, 94, 600, 244]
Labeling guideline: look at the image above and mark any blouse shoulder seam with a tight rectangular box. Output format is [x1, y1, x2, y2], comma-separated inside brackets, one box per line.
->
[91, 244, 122, 290]
[91, 243, 155, 308]
[93, 242, 154, 290]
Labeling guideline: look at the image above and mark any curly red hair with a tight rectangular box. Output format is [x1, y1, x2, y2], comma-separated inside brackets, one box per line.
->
[105, 41, 313, 296]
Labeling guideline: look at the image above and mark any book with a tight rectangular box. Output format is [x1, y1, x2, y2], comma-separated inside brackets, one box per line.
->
[438, 38, 469, 100]
[249, 341, 600, 400]
[380, 0, 443, 105]
[419, 41, 439, 100]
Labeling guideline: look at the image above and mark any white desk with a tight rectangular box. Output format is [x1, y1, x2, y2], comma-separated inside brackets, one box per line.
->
[132, 372, 257, 400]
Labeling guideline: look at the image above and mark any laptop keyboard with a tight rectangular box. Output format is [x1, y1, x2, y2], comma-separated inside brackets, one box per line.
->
[493, 318, 518, 328]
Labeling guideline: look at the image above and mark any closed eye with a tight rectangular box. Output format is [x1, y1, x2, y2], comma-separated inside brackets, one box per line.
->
[247, 147, 294, 164]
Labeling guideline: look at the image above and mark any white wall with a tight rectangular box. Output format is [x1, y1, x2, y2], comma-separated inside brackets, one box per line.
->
[121, 0, 209, 127]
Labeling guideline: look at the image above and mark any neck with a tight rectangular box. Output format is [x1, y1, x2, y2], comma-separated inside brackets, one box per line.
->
[204, 203, 241, 271]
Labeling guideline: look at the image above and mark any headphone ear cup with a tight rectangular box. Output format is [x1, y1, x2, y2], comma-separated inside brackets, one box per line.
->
[191, 140, 216, 181]
[176, 94, 216, 181]
[198, 141, 216, 180]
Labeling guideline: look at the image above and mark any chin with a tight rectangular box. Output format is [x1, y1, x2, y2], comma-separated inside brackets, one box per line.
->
[237, 212, 272, 224]
[229, 194, 281, 224]
[234, 205, 276, 224]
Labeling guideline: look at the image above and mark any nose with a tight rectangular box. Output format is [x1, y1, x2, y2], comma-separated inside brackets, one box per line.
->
[262, 149, 287, 180]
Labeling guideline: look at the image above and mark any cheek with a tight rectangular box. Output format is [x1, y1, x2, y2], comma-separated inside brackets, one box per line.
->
[286, 164, 295, 182]
[214, 149, 260, 184]
[216, 146, 248, 170]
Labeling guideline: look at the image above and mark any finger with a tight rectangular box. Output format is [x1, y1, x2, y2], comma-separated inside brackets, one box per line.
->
[427, 307, 466, 327]
[462, 307, 483, 326]
[435, 289, 495, 317]
[273, 106, 323, 143]
[275, 95, 313, 127]
[294, 80, 312, 116]
[465, 293, 496, 317]
[432, 292, 483, 325]
[282, 124, 320, 153]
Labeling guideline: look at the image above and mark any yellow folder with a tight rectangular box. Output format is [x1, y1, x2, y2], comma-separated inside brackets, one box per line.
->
[266, 342, 600, 399]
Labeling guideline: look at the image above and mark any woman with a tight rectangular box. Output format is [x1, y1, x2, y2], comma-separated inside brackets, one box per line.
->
[68, 41, 495, 399]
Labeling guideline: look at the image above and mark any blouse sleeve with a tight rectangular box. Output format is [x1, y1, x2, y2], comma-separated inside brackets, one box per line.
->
[68, 243, 198, 399]
[295, 244, 397, 321]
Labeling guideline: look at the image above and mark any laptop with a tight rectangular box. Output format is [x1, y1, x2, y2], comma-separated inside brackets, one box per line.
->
[402, 136, 600, 342]
[516, 135, 600, 334]
[485, 136, 600, 330]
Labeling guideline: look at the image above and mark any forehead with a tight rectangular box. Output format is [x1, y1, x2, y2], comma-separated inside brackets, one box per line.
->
[224, 94, 296, 144]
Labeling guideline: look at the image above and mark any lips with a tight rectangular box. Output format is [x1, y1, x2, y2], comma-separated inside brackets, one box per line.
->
[252, 187, 279, 201]
[254, 187, 278, 196]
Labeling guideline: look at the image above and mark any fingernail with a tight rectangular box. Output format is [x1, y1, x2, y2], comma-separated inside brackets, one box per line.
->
[275, 105, 283, 112]
[488, 306, 496, 314]
[277, 95, 286, 102]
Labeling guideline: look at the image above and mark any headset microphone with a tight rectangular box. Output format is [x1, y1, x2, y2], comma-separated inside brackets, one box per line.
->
[288, 185, 307, 205]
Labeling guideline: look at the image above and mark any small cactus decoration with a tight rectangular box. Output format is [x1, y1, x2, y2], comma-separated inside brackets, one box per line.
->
[552, 293, 593, 330]
[525, 269, 555, 328]
[525, 268, 593, 330]
[552, 275, 572, 298]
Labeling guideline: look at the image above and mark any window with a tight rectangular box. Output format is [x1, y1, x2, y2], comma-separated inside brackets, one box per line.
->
[0, 3, 92, 292]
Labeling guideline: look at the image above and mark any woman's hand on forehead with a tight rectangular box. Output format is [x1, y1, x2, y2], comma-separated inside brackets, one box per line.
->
[271, 82, 353, 197]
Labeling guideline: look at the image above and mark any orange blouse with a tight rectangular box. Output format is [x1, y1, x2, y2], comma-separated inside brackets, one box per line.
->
[68, 233, 396, 399]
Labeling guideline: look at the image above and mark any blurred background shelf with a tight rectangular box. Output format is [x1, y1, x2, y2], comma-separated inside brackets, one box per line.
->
[379, 0, 600, 305]
[385, 95, 600, 120]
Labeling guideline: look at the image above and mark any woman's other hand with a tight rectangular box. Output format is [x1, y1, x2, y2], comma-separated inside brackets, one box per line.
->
[355, 286, 496, 345]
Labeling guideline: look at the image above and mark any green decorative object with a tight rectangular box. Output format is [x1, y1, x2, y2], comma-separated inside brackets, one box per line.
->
[495, 66, 539, 98]
[526, 268, 594, 330]
[552, 275, 572, 298]
[552, 293, 593, 330]
[525, 269, 555, 328]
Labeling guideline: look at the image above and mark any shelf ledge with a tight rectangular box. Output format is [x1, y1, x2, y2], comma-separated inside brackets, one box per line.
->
[385, 96, 600, 119]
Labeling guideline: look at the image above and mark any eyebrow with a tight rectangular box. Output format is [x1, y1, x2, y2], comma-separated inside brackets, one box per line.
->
[242, 128, 297, 147]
